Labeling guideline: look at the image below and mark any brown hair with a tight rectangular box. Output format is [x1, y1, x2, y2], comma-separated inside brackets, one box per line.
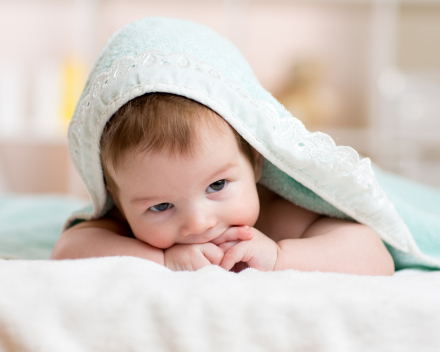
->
[100, 93, 255, 210]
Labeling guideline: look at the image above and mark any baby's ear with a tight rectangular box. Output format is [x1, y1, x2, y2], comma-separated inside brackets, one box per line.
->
[252, 148, 264, 182]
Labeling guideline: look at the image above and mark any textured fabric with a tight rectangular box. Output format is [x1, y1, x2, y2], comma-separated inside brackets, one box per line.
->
[0, 195, 86, 259]
[0, 256, 439, 351]
[66, 17, 440, 269]
[373, 168, 440, 270]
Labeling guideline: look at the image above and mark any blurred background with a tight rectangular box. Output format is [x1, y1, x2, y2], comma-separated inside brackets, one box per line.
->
[1, 0, 439, 200]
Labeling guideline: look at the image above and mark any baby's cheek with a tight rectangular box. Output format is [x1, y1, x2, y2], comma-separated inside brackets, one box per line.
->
[247, 200, 260, 227]
[130, 223, 174, 249]
[232, 191, 260, 227]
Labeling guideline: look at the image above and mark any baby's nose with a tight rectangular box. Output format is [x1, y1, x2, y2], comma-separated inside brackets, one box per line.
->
[180, 208, 216, 237]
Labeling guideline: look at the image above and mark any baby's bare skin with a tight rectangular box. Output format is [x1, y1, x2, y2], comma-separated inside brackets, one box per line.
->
[52, 121, 394, 275]
[53, 186, 393, 275]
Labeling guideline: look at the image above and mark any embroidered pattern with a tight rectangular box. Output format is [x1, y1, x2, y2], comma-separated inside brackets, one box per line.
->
[69, 49, 382, 200]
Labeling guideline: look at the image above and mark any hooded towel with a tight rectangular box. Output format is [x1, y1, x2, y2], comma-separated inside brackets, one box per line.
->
[67, 17, 440, 270]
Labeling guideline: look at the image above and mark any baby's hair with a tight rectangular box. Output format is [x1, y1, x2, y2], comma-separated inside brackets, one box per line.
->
[100, 93, 255, 210]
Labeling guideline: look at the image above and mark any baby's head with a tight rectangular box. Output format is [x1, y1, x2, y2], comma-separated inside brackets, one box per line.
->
[100, 93, 263, 248]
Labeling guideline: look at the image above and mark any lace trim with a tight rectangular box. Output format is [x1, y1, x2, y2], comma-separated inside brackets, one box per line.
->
[69, 49, 383, 201]
[69, 50, 279, 163]
[277, 119, 382, 198]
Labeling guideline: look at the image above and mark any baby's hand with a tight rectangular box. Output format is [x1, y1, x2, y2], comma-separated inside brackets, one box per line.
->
[217, 227, 279, 272]
[210, 226, 255, 272]
[164, 243, 224, 271]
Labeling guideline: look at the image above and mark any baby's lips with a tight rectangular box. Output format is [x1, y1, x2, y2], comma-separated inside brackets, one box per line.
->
[210, 225, 254, 245]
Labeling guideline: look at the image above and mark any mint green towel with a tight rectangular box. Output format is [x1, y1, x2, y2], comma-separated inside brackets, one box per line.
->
[65, 17, 440, 270]
[374, 169, 440, 270]
[0, 195, 86, 259]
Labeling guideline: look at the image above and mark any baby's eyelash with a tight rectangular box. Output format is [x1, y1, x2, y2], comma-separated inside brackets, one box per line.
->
[149, 203, 173, 212]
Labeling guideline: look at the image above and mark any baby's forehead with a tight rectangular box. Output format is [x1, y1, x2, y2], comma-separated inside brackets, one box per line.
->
[137, 122, 238, 161]
[114, 127, 242, 184]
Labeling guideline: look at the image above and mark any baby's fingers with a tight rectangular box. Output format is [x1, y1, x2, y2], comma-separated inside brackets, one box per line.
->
[218, 240, 239, 253]
[220, 242, 251, 271]
[200, 243, 224, 266]
[211, 226, 253, 245]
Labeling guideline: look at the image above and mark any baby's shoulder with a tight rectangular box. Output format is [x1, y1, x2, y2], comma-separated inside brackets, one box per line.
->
[66, 207, 133, 237]
[256, 184, 322, 241]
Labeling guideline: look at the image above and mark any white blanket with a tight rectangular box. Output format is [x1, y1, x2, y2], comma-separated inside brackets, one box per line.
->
[1, 256, 439, 351]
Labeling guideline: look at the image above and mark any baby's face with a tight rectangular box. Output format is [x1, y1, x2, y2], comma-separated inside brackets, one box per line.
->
[111, 124, 261, 249]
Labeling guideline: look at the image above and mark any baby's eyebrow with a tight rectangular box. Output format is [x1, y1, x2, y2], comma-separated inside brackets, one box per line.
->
[130, 196, 158, 204]
[207, 162, 236, 180]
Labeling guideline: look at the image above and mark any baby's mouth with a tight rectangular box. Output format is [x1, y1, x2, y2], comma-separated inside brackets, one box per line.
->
[186, 229, 226, 244]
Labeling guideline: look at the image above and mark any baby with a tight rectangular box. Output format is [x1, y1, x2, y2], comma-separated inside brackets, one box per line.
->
[52, 93, 394, 275]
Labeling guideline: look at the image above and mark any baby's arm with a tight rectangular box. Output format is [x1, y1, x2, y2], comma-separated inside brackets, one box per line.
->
[275, 218, 394, 275]
[217, 219, 394, 276]
[50, 218, 165, 265]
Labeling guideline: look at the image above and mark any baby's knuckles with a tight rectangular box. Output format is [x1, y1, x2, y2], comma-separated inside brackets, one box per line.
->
[221, 245, 241, 270]
[165, 243, 225, 271]
[164, 244, 190, 270]
[186, 246, 207, 270]
[204, 243, 224, 265]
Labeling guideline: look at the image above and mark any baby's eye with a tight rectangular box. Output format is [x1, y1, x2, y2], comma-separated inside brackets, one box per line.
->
[207, 179, 227, 193]
[149, 203, 173, 212]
